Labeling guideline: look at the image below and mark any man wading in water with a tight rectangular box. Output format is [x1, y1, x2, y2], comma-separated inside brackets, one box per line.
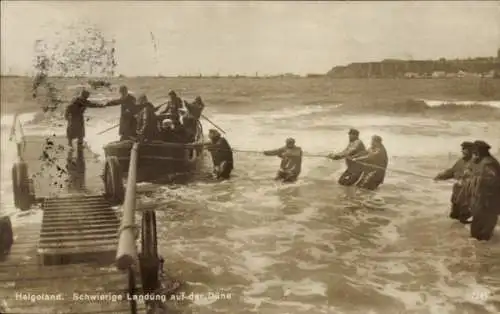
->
[206, 129, 234, 180]
[327, 128, 367, 186]
[468, 140, 500, 241]
[263, 138, 303, 183]
[352, 135, 388, 191]
[434, 141, 475, 224]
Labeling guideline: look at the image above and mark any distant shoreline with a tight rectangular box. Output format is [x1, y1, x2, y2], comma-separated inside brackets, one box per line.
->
[1, 75, 497, 80]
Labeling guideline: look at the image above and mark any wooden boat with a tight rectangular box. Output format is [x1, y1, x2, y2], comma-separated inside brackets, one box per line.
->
[102, 119, 205, 204]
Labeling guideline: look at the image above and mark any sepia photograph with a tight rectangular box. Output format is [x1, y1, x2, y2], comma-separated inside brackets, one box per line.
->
[0, 1, 499, 313]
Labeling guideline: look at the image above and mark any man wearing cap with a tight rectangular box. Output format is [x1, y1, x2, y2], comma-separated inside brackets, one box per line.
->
[105, 85, 137, 140]
[263, 138, 303, 183]
[327, 128, 367, 186]
[434, 141, 475, 223]
[206, 129, 234, 180]
[160, 90, 183, 126]
[64, 89, 105, 148]
[352, 135, 388, 190]
[468, 140, 500, 241]
[182, 96, 205, 142]
[135, 94, 159, 142]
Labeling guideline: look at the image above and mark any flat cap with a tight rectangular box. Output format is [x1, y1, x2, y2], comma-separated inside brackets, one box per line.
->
[348, 128, 359, 136]
[473, 140, 491, 150]
[461, 141, 474, 149]
[372, 135, 382, 142]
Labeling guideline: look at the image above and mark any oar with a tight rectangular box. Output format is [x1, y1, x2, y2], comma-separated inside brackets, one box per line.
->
[96, 103, 166, 135]
[201, 114, 226, 135]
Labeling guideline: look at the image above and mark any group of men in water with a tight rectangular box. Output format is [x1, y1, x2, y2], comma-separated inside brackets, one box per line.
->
[64, 85, 205, 148]
[434, 140, 500, 241]
[262, 128, 388, 190]
[62, 84, 499, 241]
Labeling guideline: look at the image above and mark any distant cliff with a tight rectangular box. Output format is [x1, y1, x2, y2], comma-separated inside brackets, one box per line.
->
[327, 57, 500, 78]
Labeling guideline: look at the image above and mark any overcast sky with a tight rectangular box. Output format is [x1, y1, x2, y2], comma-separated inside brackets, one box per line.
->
[1, 1, 499, 76]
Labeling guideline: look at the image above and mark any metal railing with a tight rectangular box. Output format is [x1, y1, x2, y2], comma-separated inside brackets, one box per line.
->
[116, 142, 139, 270]
[116, 142, 139, 313]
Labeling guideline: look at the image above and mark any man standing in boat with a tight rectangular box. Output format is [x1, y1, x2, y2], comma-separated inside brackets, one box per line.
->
[352, 135, 388, 191]
[206, 129, 234, 180]
[105, 85, 137, 140]
[135, 94, 159, 142]
[65, 89, 105, 148]
[183, 96, 205, 141]
[263, 138, 303, 183]
[434, 141, 475, 223]
[159, 90, 183, 126]
[327, 128, 367, 186]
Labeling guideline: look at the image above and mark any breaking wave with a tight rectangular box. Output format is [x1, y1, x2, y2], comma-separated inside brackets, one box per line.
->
[348, 99, 500, 120]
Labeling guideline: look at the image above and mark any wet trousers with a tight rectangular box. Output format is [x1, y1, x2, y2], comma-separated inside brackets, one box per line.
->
[215, 161, 233, 180]
[338, 169, 363, 186]
[356, 169, 385, 191]
[449, 203, 472, 224]
[275, 170, 298, 183]
[470, 210, 498, 241]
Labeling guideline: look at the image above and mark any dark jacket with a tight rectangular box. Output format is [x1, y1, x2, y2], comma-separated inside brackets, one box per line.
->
[435, 158, 472, 181]
[106, 94, 137, 137]
[207, 137, 233, 169]
[184, 100, 205, 119]
[263, 146, 303, 177]
[161, 96, 183, 121]
[469, 155, 500, 215]
[65, 97, 102, 139]
[338, 139, 367, 171]
[136, 103, 158, 141]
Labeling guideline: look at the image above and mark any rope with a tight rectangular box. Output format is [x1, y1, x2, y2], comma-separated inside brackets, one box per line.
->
[118, 224, 139, 240]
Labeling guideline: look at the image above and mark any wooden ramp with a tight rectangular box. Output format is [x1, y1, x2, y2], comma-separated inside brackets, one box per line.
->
[0, 134, 149, 313]
[39, 195, 120, 265]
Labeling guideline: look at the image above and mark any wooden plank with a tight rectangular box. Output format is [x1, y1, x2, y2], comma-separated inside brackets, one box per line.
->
[40, 233, 116, 243]
[41, 227, 118, 237]
[44, 196, 106, 202]
[43, 201, 111, 209]
[42, 212, 118, 220]
[37, 244, 117, 255]
[41, 218, 119, 226]
[38, 239, 118, 249]
[43, 204, 112, 210]
[41, 221, 119, 230]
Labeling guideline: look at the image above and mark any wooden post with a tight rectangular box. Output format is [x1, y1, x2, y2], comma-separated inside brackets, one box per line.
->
[10, 113, 25, 161]
[116, 143, 139, 270]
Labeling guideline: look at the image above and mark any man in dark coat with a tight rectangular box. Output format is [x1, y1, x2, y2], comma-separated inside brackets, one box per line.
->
[206, 129, 233, 180]
[327, 128, 367, 186]
[353, 135, 389, 191]
[135, 94, 159, 142]
[105, 85, 137, 140]
[160, 90, 183, 126]
[64, 90, 105, 148]
[182, 96, 205, 141]
[468, 140, 500, 241]
[434, 141, 475, 223]
[263, 138, 303, 183]
[184, 96, 205, 120]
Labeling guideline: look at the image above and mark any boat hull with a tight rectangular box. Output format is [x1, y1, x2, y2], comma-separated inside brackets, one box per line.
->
[103, 140, 205, 182]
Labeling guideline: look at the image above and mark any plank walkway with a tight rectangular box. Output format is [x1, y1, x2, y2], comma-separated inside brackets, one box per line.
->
[0, 135, 148, 313]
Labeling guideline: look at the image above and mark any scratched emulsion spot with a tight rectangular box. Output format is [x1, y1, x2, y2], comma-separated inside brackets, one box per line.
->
[32, 21, 117, 114]
[30, 22, 117, 196]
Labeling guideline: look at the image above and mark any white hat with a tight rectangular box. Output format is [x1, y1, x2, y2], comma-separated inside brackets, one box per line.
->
[162, 119, 173, 128]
